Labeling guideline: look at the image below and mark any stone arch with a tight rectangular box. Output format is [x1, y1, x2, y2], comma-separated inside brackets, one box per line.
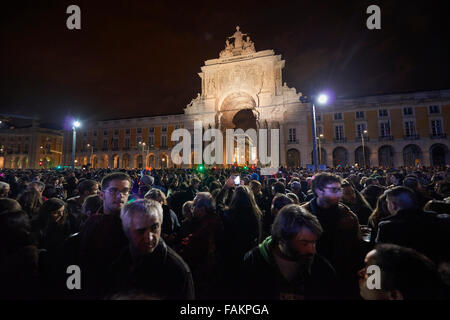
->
[0, 156, 4, 168]
[122, 153, 130, 169]
[430, 143, 449, 166]
[355, 146, 371, 168]
[160, 153, 169, 169]
[310, 148, 327, 166]
[21, 157, 29, 169]
[403, 144, 422, 167]
[135, 154, 144, 169]
[333, 147, 349, 167]
[219, 92, 257, 129]
[102, 154, 109, 168]
[378, 145, 394, 168]
[112, 154, 120, 168]
[146, 153, 156, 168]
[287, 148, 300, 168]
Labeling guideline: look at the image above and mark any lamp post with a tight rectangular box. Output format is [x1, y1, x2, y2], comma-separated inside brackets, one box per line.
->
[72, 121, 81, 170]
[361, 129, 368, 169]
[301, 93, 329, 171]
[138, 141, 148, 169]
[87, 143, 93, 166]
[318, 133, 324, 166]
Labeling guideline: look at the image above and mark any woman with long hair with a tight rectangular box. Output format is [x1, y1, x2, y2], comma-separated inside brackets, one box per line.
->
[17, 190, 43, 219]
[31, 198, 74, 252]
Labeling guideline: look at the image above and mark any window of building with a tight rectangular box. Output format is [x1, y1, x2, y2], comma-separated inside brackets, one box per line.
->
[356, 111, 365, 119]
[103, 130, 108, 136]
[334, 125, 344, 140]
[125, 138, 130, 149]
[113, 139, 118, 149]
[379, 109, 389, 117]
[126, 128, 130, 134]
[93, 131, 97, 137]
[148, 135, 154, 146]
[403, 107, 414, 116]
[429, 105, 440, 114]
[379, 121, 391, 137]
[161, 135, 167, 147]
[103, 139, 108, 150]
[288, 128, 296, 142]
[431, 119, 443, 136]
[149, 127, 154, 133]
[114, 129, 119, 135]
[317, 126, 323, 136]
[137, 128, 142, 134]
[356, 123, 367, 138]
[175, 125, 180, 130]
[404, 121, 416, 136]
[334, 113, 343, 121]
[162, 126, 167, 132]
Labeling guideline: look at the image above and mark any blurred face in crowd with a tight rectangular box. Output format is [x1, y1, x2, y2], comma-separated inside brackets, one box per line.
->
[50, 205, 65, 224]
[88, 183, 99, 196]
[358, 250, 402, 300]
[192, 195, 207, 219]
[128, 211, 161, 255]
[100, 179, 130, 215]
[315, 182, 342, 207]
[342, 185, 356, 204]
[280, 227, 317, 264]
[0, 185, 10, 198]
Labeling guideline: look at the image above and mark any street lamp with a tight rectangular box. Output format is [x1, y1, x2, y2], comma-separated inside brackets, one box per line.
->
[87, 143, 93, 165]
[301, 93, 329, 171]
[361, 129, 368, 169]
[139, 141, 148, 168]
[72, 120, 81, 170]
[318, 134, 324, 166]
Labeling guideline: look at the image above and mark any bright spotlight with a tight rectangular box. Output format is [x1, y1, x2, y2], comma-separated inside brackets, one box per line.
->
[73, 121, 81, 128]
[317, 94, 328, 105]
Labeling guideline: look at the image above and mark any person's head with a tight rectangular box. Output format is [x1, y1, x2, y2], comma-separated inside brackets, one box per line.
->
[311, 172, 342, 206]
[385, 187, 417, 215]
[271, 194, 294, 217]
[403, 176, 420, 192]
[121, 199, 163, 255]
[365, 177, 379, 187]
[272, 182, 286, 195]
[100, 172, 132, 216]
[38, 198, 66, 226]
[0, 198, 22, 213]
[191, 178, 200, 190]
[78, 179, 99, 198]
[249, 180, 262, 196]
[144, 188, 167, 205]
[17, 190, 42, 218]
[286, 192, 300, 204]
[0, 181, 10, 198]
[230, 185, 262, 218]
[390, 173, 404, 186]
[358, 244, 441, 300]
[435, 181, 450, 198]
[290, 181, 301, 193]
[0, 209, 32, 250]
[182, 200, 194, 220]
[140, 175, 154, 189]
[272, 204, 323, 262]
[27, 181, 45, 196]
[341, 180, 357, 204]
[192, 192, 215, 219]
[81, 194, 103, 218]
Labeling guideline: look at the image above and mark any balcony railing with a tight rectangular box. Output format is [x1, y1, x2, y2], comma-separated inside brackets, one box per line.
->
[287, 139, 299, 144]
[333, 137, 347, 143]
[379, 135, 393, 141]
[430, 133, 447, 139]
[404, 134, 420, 140]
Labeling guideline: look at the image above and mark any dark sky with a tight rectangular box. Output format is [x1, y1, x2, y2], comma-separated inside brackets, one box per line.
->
[2, 0, 450, 126]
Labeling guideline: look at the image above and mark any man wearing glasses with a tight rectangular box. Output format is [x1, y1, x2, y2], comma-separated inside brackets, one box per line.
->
[300, 172, 363, 299]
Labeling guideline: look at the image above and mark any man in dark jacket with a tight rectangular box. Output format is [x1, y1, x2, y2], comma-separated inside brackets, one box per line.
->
[109, 199, 195, 299]
[241, 204, 336, 300]
[300, 172, 363, 299]
[376, 186, 450, 264]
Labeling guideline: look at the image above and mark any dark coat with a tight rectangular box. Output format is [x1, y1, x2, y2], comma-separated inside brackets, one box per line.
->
[240, 236, 337, 300]
[109, 239, 195, 300]
[376, 208, 450, 263]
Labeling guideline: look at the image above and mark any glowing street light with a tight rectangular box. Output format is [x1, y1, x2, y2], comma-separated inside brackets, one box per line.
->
[317, 94, 328, 105]
[72, 120, 81, 170]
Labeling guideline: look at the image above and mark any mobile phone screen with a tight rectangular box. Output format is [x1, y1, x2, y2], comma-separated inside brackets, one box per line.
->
[234, 176, 240, 185]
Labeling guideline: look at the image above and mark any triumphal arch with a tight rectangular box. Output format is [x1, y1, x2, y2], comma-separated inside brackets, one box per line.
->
[183, 26, 308, 167]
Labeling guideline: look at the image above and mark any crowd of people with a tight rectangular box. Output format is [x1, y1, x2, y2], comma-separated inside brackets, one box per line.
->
[0, 165, 449, 300]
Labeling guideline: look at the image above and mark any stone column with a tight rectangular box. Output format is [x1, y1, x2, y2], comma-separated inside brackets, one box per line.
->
[279, 122, 286, 168]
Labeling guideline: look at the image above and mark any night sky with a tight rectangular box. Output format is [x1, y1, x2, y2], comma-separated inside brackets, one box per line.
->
[2, 0, 450, 127]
